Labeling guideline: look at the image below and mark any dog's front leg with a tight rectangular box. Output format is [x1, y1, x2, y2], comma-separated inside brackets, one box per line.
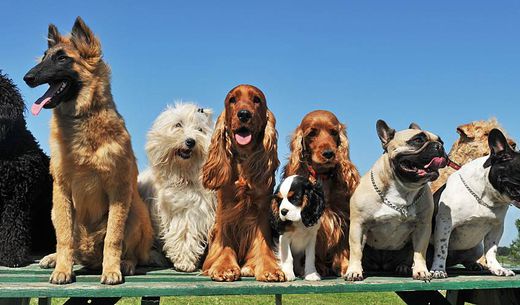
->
[101, 187, 131, 284]
[49, 183, 75, 284]
[248, 219, 285, 282]
[485, 224, 515, 276]
[430, 208, 452, 279]
[279, 235, 295, 281]
[304, 231, 320, 281]
[345, 220, 365, 281]
[203, 224, 241, 282]
[411, 220, 432, 281]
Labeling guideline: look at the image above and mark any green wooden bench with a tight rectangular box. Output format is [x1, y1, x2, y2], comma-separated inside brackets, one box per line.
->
[1, 263, 519, 305]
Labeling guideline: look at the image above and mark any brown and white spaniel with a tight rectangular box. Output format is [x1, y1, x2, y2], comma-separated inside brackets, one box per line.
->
[202, 84, 284, 282]
[283, 110, 360, 276]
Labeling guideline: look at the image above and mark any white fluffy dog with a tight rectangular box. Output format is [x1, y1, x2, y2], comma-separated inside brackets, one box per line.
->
[138, 103, 216, 272]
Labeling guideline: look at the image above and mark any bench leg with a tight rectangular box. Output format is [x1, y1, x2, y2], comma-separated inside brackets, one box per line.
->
[396, 291, 451, 305]
[142, 296, 160, 305]
[275, 294, 282, 305]
[448, 288, 520, 305]
[63, 297, 121, 305]
[38, 298, 51, 305]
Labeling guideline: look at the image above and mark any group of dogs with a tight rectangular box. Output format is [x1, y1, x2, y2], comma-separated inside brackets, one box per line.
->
[1, 17, 519, 286]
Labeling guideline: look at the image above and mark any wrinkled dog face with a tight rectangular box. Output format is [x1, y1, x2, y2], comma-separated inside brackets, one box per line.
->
[146, 103, 213, 165]
[484, 129, 520, 204]
[377, 120, 448, 183]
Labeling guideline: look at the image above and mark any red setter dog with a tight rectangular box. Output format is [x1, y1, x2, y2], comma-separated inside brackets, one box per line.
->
[202, 84, 284, 282]
[284, 110, 360, 276]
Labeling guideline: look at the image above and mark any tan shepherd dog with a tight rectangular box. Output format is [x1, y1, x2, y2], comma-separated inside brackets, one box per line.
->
[23, 17, 153, 285]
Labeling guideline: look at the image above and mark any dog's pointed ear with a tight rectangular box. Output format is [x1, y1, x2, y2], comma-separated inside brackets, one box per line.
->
[48, 24, 61, 48]
[484, 129, 513, 168]
[71, 16, 102, 59]
[301, 181, 325, 227]
[409, 122, 421, 130]
[376, 119, 395, 151]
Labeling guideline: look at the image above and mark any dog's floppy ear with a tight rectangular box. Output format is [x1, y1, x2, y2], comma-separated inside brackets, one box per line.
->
[337, 123, 360, 198]
[301, 181, 325, 227]
[284, 125, 305, 177]
[70, 16, 102, 59]
[202, 111, 232, 189]
[456, 123, 475, 141]
[270, 186, 286, 235]
[484, 129, 514, 168]
[409, 122, 421, 130]
[48, 24, 62, 48]
[249, 109, 280, 187]
[376, 119, 395, 151]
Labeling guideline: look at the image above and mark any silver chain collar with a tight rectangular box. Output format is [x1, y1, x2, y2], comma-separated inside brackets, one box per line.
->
[459, 174, 496, 209]
[370, 170, 425, 218]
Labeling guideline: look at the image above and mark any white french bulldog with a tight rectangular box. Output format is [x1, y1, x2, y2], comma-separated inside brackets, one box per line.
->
[431, 129, 520, 278]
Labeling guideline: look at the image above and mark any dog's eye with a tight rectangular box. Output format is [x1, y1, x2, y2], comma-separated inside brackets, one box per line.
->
[57, 55, 68, 62]
[253, 96, 262, 104]
[308, 129, 317, 137]
[197, 127, 203, 132]
[229, 97, 236, 104]
[511, 143, 517, 150]
[330, 130, 339, 136]
[175, 123, 182, 128]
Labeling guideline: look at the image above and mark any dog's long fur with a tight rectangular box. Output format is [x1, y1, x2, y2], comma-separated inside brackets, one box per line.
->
[138, 103, 216, 272]
[202, 84, 284, 282]
[431, 118, 516, 194]
[0, 72, 55, 267]
[25, 17, 153, 284]
[283, 110, 360, 276]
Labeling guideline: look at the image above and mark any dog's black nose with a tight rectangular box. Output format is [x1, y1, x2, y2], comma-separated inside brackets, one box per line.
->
[280, 208, 289, 216]
[322, 150, 335, 159]
[237, 110, 252, 123]
[23, 73, 36, 86]
[185, 138, 196, 148]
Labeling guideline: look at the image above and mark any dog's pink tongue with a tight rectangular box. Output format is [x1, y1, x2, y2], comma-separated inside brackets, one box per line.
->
[31, 97, 51, 116]
[424, 157, 447, 170]
[31, 84, 60, 116]
[235, 134, 252, 146]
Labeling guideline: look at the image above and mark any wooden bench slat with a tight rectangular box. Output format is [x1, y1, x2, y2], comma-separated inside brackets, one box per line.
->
[1, 264, 519, 298]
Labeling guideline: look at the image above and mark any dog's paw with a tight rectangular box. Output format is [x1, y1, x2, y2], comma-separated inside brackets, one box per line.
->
[49, 270, 74, 285]
[121, 260, 136, 276]
[490, 267, 515, 277]
[395, 264, 412, 276]
[413, 269, 432, 281]
[345, 268, 364, 281]
[240, 265, 255, 277]
[282, 267, 296, 281]
[174, 261, 198, 272]
[430, 269, 448, 279]
[210, 266, 241, 282]
[39, 253, 57, 269]
[304, 272, 321, 281]
[256, 268, 286, 282]
[101, 270, 124, 285]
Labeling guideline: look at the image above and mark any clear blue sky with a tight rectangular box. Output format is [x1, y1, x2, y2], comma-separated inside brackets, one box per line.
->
[1, 1, 519, 244]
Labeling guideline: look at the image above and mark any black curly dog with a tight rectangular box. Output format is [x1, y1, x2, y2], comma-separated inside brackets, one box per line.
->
[0, 71, 55, 267]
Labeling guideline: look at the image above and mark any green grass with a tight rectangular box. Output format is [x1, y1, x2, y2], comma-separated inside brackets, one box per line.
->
[30, 293, 404, 305]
